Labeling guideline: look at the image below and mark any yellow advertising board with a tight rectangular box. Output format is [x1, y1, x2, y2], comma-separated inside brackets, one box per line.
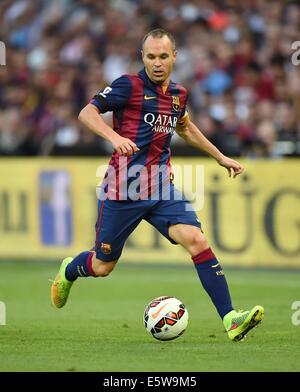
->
[0, 158, 299, 268]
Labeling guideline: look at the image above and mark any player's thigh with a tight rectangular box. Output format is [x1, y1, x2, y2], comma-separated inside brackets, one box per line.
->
[94, 199, 145, 262]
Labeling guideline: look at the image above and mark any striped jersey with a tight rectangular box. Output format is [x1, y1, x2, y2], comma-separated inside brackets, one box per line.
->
[90, 68, 188, 200]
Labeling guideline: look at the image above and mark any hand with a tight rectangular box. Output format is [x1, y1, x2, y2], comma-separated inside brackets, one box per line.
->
[111, 136, 140, 157]
[217, 155, 244, 178]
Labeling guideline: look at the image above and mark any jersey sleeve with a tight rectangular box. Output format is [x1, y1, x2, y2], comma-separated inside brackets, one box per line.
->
[90, 75, 132, 113]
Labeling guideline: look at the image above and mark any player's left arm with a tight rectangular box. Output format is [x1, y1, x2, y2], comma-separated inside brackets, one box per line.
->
[176, 114, 244, 178]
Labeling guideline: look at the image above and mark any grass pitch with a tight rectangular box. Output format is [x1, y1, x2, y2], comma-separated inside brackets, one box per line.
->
[0, 260, 299, 372]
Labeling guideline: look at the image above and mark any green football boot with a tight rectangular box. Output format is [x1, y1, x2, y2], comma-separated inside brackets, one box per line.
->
[223, 305, 264, 342]
[51, 257, 74, 308]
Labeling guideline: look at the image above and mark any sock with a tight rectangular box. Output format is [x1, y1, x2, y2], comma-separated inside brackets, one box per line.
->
[192, 248, 233, 319]
[65, 251, 96, 281]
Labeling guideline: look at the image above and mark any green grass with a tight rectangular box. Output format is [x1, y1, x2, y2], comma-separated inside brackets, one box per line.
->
[0, 261, 300, 372]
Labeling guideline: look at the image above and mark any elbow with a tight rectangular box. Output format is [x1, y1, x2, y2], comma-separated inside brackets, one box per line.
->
[176, 127, 188, 140]
[78, 104, 99, 124]
[78, 106, 90, 125]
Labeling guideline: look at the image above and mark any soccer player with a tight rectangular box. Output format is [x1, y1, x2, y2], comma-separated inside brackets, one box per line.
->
[51, 29, 264, 341]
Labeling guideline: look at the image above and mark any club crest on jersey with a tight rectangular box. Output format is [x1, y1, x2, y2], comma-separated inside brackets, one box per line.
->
[101, 242, 112, 254]
[172, 96, 180, 111]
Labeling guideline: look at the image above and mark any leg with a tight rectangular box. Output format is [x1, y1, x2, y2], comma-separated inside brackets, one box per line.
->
[144, 186, 233, 320]
[169, 223, 234, 320]
[169, 223, 264, 342]
[51, 252, 118, 308]
[145, 186, 264, 341]
[51, 199, 145, 308]
[91, 252, 117, 277]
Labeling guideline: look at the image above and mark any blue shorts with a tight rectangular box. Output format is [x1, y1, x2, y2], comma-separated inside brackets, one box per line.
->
[94, 184, 201, 261]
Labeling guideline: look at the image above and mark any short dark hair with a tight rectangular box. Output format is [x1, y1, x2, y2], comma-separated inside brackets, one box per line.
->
[142, 29, 176, 51]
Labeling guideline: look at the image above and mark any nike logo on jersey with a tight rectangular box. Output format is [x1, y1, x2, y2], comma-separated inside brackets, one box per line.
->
[144, 95, 157, 100]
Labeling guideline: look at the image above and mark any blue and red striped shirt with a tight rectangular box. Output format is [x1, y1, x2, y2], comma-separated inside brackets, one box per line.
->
[90, 68, 188, 200]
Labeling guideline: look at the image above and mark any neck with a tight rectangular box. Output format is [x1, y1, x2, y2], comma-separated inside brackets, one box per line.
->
[161, 78, 170, 88]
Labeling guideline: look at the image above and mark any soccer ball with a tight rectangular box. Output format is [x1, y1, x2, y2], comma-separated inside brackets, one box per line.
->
[143, 296, 189, 341]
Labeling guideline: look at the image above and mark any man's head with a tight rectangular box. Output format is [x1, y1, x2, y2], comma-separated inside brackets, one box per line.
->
[141, 29, 177, 85]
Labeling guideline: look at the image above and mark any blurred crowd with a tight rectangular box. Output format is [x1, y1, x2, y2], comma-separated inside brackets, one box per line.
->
[0, 0, 300, 158]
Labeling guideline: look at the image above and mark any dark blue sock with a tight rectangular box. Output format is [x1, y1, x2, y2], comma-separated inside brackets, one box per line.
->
[192, 248, 233, 319]
[65, 251, 96, 281]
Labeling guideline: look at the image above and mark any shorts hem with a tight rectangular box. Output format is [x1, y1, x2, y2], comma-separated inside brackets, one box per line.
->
[167, 219, 201, 244]
[95, 251, 121, 262]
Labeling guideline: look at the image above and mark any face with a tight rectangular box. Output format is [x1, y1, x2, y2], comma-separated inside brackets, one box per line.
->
[142, 35, 177, 85]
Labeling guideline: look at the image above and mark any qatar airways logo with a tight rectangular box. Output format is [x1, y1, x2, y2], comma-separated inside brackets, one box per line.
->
[144, 113, 178, 134]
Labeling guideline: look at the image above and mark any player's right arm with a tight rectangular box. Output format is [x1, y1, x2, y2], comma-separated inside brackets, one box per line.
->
[78, 104, 139, 157]
[78, 76, 139, 157]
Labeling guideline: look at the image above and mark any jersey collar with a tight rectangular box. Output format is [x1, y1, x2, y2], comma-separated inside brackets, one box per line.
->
[138, 68, 171, 94]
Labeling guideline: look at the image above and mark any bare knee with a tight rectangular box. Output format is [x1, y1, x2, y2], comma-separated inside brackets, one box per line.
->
[183, 231, 208, 255]
[92, 257, 117, 277]
[191, 231, 209, 248]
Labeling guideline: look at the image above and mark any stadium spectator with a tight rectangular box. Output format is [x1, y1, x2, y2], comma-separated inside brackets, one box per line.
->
[0, 0, 299, 157]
